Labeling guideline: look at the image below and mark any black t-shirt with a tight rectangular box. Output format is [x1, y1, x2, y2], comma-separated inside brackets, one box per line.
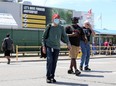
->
[81, 27, 92, 42]
[3, 37, 13, 50]
[65, 24, 84, 46]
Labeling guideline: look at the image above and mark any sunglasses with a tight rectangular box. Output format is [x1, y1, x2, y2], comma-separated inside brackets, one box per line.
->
[86, 23, 90, 25]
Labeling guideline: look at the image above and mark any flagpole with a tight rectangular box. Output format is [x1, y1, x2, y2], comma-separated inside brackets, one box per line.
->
[101, 13, 102, 29]
[99, 13, 102, 53]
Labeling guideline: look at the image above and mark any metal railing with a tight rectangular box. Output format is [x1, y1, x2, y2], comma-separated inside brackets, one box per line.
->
[15, 45, 69, 61]
[16, 45, 41, 61]
[15, 45, 116, 61]
[90, 45, 116, 56]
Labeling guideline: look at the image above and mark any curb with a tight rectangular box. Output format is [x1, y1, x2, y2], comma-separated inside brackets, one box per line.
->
[0, 55, 116, 63]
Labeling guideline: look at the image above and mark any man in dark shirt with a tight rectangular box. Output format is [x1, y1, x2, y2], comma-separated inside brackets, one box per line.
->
[65, 17, 86, 76]
[1, 34, 14, 64]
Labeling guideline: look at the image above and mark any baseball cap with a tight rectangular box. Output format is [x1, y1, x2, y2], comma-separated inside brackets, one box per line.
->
[84, 20, 90, 24]
[71, 17, 80, 21]
[52, 14, 60, 20]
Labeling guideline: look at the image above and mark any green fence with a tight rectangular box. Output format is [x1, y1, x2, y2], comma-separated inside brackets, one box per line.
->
[0, 29, 44, 53]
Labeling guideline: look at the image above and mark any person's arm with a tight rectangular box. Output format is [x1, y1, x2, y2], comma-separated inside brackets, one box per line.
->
[61, 26, 71, 50]
[1, 39, 6, 51]
[87, 23, 95, 36]
[41, 25, 50, 46]
[90, 28, 95, 36]
[11, 39, 15, 52]
[1, 42, 3, 51]
[80, 27, 88, 43]
[65, 26, 78, 37]
[12, 44, 15, 52]
[68, 32, 78, 37]
[41, 25, 50, 54]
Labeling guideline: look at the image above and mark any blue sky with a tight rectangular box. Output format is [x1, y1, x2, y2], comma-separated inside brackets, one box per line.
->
[22, 0, 116, 30]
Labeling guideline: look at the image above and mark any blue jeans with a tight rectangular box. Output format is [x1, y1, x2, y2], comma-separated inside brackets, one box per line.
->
[80, 41, 90, 68]
[46, 46, 59, 79]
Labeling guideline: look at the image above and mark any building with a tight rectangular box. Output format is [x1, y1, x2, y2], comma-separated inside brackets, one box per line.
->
[0, 2, 94, 52]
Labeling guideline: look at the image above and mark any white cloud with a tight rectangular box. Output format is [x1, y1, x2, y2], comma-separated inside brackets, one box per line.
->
[22, 0, 114, 6]
[22, 0, 93, 6]
[43, 0, 92, 6]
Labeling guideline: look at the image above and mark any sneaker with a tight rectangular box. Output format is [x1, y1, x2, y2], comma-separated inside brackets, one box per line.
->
[75, 69, 81, 76]
[84, 67, 91, 71]
[80, 66, 83, 71]
[51, 78, 56, 83]
[7, 59, 10, 64]
[46, 78, 51, 83]
[68, 69, 74, 74]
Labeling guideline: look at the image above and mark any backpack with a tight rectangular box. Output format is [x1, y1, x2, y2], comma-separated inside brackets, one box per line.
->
[40, 24, 51, 58]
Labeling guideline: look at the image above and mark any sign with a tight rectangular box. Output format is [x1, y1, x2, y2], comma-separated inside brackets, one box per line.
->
[22, 5, 47, 29]
[22, 5, 73, 29]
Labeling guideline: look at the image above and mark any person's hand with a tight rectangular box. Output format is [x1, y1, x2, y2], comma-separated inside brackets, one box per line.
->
[86, 23, 92, 29]
[1, 49, 3, 52]
[1, 47, 3, 51]
[83, 36, 88, 44]
[13, 48, 15, 52]
[67, 44, 72, 50]
[42, 46, 46, 54]
[85, 39, 88, 44]
[72, 32, 78, 37]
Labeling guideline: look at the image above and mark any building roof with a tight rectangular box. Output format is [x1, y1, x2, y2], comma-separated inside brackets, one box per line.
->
[94, 29, 116, 35]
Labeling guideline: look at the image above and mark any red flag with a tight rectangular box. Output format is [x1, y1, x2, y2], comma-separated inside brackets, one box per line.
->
[86, 9, 92, 19]
[88, 9, 92, 16]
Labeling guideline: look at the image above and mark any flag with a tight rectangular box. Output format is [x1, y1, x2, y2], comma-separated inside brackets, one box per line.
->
[97, 14, 102, 21]
[86, 9, 92, 19]
[96, 13, 102, 28]
[88, 9, 92, 16]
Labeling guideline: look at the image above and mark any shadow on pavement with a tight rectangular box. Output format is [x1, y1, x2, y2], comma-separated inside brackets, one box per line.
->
[79, 74, 104, 78]
[8, 63, 21, 65]
[88, 70, 113, 73]
[54, 81, 88, 86]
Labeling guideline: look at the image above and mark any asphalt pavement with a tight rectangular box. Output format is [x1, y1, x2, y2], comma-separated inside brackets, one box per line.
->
[0, 55, 116, 86]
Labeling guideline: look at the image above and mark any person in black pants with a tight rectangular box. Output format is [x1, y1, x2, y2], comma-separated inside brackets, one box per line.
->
[42, 14, 71, 83]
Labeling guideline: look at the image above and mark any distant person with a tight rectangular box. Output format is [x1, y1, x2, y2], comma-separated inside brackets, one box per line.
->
[65, 17, 86, 76]
[1, 34, 14, 64]
[80, 20, 95, 71]
[92, 42, 97, 55]
[41, 14, 71, 83]
[109, 41, 112, 46]
[104, 40, 109, 47]
[103, 40, 109, 55]
[109, 41, 113, 54]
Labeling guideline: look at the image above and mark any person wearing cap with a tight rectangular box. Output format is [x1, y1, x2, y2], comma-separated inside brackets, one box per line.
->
[42, 14, 71, 83]
[65, 17, 86, 76]
[79, 20, 95, 71]
[1, 34, 14, 64]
